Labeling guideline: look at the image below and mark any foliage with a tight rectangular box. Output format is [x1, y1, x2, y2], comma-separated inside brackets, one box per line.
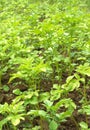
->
[0, 0, 90, 129]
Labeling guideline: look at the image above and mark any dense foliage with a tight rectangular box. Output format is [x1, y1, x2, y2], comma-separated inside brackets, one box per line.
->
[0, 0, 90, 130]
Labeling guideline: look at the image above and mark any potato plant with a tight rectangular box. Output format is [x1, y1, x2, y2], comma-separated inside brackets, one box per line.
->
[0, 0, 90, 130]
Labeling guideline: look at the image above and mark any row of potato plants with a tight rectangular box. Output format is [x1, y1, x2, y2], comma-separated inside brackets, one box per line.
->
[0, 0, 90, 129]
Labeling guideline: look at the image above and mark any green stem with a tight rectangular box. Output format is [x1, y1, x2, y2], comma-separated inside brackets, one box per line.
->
[83, 76, 88, 123]
[68, 46, 72, 76]
[71, 116, 79, 130]
[56, 62, 61, 85]
[37, 104, 44, 130]
[0, 71, 2, 89]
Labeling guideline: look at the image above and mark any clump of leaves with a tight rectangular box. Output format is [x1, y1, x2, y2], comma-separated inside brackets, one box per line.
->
[0, 0, 90, 130]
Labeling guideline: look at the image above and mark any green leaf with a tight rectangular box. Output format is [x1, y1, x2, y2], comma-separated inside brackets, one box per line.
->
[66, 76, 74, 83]
[11, 118, 20, 126]
[38, 110, 47, 117]
[8, 72, 22, 83]
[32, 126, 41, 130]
[79, 121, 88, 129]
[10, 115, 25, 126]
[13, 89, 22, 95]
[66, 79, 80, 91]
[44, 100, 53, 107]
[79, 105, 90, 115]
[76, 64, 90, 76]
[49, 120, 58, 130]
[53, 84, 60, 89]
[39, 92, 50, 102]
[0, 118, 9, 130]
[3, 85, 10, 92]
[28, 96, 38, 105]
[27, 110, 47, 118]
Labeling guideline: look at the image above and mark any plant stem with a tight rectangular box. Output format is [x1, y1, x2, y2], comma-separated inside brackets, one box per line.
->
[71, 115, 79, 130]
[83, 76, 88, 123]
[0, 71, 2, 89]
